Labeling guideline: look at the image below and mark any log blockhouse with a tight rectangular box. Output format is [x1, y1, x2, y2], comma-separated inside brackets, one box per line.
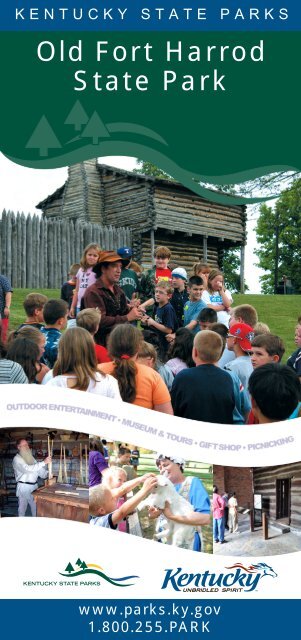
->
[214, 463, 301, 533]
[253, 463, 301, 533]
[37, 159, 247, 285]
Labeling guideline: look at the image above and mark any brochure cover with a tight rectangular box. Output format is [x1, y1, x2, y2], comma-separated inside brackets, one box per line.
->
[0, 1, 301, 638]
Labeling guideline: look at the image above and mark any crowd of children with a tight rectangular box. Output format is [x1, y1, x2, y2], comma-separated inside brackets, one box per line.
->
[1, 246, 300, 554]
[0, 243, 300, 424]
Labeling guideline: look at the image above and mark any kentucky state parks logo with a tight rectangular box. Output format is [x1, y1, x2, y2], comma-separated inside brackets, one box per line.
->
[59, 558, 139, 587]
[162, 562, 277, 593]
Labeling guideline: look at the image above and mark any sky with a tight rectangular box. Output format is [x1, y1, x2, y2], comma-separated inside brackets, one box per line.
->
[0, 152, 264, 292]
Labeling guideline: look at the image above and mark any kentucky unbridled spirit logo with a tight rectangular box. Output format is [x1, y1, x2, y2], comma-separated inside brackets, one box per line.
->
[59, 558, 139, 587]
[162, 562, 277, 593]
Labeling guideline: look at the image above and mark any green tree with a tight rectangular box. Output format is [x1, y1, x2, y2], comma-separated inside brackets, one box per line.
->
[80, 561, 88, 570]
[239, 171, 300, 197]
[255, 179, 301, 294]
[209, 185, 248, 292]
[65, 562, 74, 573]
[136, 164, 300, 199]
[222, 247, 243, 293]
[134, 160, 172, 180]
[199, 171, 300, 200]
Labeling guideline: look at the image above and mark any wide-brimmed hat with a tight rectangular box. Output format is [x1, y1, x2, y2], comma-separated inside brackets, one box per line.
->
[93, 250, 130, 276]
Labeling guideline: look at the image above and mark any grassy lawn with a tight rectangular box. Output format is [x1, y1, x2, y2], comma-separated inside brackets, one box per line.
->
[9, 289, 301, 357]
[9, 288, 60, 331]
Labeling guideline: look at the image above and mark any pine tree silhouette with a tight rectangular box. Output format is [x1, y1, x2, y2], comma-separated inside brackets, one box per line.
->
[65, 101, 89, 132]
[81, 111, 109, 145]
[80, 561, 88, 570]
[26, 116, 61, 157]
[76, 558, 82, 566]
[65, 562, 74, 573]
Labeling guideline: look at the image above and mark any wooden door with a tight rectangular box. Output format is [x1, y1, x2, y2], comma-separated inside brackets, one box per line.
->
[276, 478, 291, 520]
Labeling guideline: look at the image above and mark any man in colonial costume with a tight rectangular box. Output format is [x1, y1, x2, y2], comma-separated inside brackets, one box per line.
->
[12, 439, 51, 517]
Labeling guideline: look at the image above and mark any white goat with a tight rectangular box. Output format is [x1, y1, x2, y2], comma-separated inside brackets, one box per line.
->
[137, 475, 196, 550]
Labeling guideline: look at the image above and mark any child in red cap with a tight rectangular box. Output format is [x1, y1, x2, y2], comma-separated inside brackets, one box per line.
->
[224, 322, 254, 389]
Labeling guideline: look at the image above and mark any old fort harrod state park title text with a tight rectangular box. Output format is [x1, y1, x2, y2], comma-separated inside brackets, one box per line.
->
[0, 1, 301, 638]
[34, 38, 265, 93]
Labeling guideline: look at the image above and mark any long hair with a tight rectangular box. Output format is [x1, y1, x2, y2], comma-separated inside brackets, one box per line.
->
[53, 327, 100, 391]
[107, 325, 142, 403]
[89, 437, 105, 454]
[6, 337, 41, 383]
[207, 269, 224, 293]
[167, 328, 195, 367]
[192, 262, 211, 277]
[80, 243, 101, 270]
[7, 325, 43, 348]
[137, 340, 158, 368]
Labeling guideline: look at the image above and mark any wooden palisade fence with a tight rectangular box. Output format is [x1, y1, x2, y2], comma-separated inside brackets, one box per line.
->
[0, 210, 132, 288]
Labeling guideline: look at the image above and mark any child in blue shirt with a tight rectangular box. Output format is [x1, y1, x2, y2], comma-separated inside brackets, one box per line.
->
[183, 276, 207, 335]
[41, 299, 68, 368]
[89, 475, 158, 529]
[142, 282, 178, 356]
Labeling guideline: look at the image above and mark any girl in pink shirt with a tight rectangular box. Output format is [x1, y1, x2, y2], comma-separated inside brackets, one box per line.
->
[70, 243, 100, 317]
[212, 485, 226, 544]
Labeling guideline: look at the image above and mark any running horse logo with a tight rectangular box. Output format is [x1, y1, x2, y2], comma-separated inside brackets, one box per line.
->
[226, 562, 278, 579]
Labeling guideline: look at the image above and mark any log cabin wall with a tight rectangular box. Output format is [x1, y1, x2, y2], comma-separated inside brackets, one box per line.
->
[140, 232, 220, 273]
[61, 160, 103, 223]
[253, 463, 301, 530]
[61, 163, 88, 222]
[39, 162, 247, 246]
[97, 165, 246, 270]
[38, 160, 103, 223]
[38, 186, 64, 218]
[38, 161, 246, 277]
[98, 169, 246, 249]
[153, 184, 246, 244]
[100, 171, 152, 231]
